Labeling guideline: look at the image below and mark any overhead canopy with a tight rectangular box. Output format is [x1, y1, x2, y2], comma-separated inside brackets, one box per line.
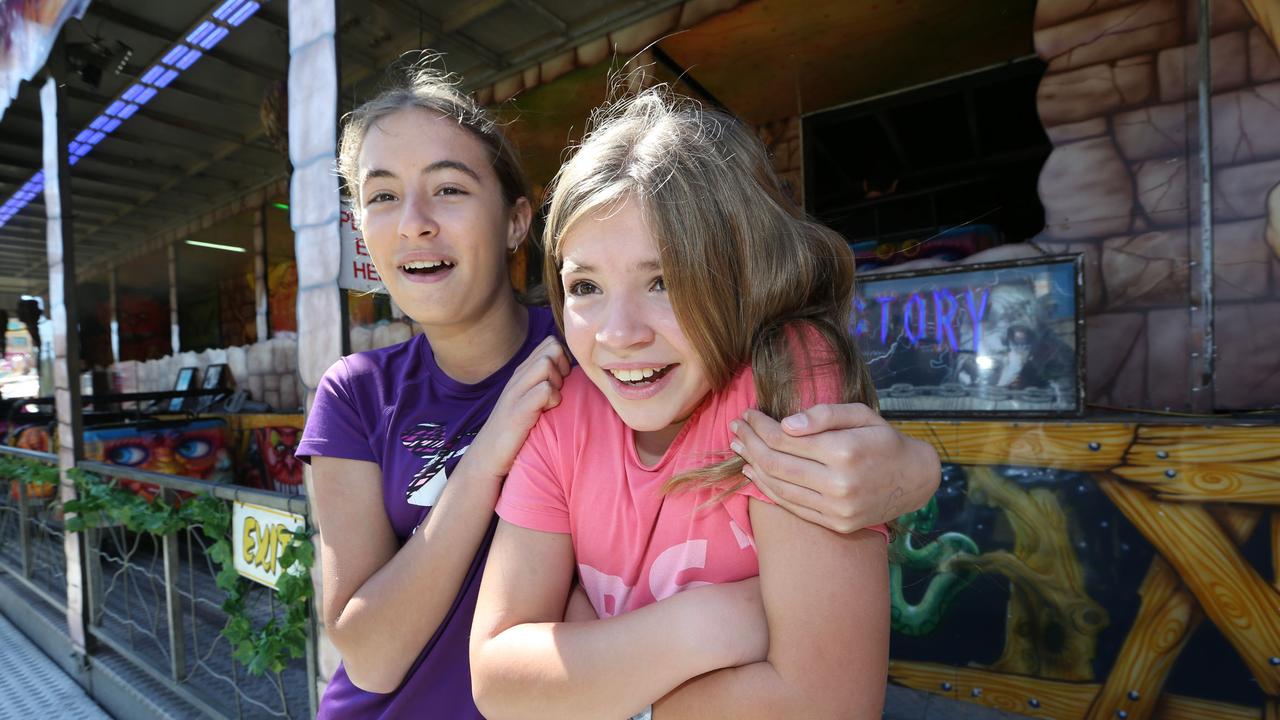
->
[0, 0, 687, 296]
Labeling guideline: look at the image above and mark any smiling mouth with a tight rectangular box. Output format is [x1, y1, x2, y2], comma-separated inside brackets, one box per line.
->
[401, 260, 455, 275]
[607, 365, 675, 385]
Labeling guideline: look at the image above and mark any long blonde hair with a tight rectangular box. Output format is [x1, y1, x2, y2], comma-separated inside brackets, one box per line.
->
[542, 87, 878, 493]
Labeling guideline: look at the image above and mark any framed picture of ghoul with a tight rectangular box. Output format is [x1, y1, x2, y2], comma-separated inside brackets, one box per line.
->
[851, 254, 1085, 417]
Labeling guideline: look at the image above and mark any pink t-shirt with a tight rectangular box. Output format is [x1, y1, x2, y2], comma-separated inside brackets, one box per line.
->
[498, 366, 769, 617]
[497, 332, 889, 618]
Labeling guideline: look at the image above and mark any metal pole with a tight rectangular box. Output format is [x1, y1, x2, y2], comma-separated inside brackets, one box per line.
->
[161, 489, 188, 681]
[40, 68, 89, 653]
[254, 206, 269, 343]
[108, 266, 120, 364]
[168, 243, 181, 355]
[1190, 0, 1216, 410]
[15, 475, 32, 578]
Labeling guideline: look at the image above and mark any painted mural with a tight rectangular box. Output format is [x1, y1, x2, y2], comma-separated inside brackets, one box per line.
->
[1029, 0, 1280, 411]
[239, 420, 303, 491]
[83, 419, 234, 502]
[885, 420, 1280, 720]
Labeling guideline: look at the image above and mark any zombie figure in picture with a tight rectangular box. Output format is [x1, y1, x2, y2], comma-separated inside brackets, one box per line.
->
[992, 323, 1073, 391]
[401, 422, 478, 507]
[244, 427, 305, 495]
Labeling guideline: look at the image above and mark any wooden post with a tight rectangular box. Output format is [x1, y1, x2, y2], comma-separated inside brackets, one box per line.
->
[41, 72, 89, 652]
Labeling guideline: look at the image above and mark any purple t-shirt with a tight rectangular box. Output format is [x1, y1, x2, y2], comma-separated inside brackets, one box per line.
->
[298, 305, 557, 720]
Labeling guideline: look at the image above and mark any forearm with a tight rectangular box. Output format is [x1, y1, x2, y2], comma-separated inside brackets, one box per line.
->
[473, 594, 734, 720]
[896, 434, 941, 516]
[654, 660, 874, 720]
[329, 465, 502, 691]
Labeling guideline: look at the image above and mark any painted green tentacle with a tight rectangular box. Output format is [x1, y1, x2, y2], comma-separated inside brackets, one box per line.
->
[889, 498, 980, 637]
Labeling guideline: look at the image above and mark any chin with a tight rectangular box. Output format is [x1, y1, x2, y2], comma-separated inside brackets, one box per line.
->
[611, 406, 679, 433]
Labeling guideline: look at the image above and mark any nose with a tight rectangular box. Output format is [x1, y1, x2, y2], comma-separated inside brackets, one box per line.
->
[398, 190, 439, 240]
[596, 294, 654, 351]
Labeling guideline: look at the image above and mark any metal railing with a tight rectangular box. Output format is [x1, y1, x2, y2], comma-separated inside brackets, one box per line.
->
[0, 444, 67, 615]
[0, 446, 318, 719]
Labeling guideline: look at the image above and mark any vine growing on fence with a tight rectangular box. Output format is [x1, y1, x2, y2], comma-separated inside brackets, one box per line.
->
[0, 457, 313, 676]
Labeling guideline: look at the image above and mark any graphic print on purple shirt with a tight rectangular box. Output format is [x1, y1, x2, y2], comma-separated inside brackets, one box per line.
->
[401, 423, 479, 506]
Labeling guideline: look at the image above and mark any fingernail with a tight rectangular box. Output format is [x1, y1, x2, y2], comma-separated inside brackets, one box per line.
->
[729, 420, 740, 434]
[730, 440, 744, 455]
[741, 464, 754, 479]
[782, 414, 808, 430]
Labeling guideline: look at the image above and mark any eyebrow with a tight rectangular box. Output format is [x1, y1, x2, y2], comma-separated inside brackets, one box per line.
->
[362, 160, 482, 185]
[561, 259, 662, 274]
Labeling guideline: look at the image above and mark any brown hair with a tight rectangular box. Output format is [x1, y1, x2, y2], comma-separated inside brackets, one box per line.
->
[542, 87, 878, 494]
[337, 55, 529, 210]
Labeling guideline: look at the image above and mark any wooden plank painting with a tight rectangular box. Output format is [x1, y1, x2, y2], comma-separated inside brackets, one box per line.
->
[890, 420, 1280, 719]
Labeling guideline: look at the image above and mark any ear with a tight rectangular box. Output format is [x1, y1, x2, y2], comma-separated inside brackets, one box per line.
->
[507, 197, 533, 252]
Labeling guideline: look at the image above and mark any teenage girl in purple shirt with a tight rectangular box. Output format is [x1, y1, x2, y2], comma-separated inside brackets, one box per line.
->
[298, 60, 941, 719]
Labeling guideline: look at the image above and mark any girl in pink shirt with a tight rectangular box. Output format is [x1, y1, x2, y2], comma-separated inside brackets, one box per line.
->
[471, 88, 890, 719]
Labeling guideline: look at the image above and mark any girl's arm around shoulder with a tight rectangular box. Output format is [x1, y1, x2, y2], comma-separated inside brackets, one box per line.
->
[653, 498, 889, 719]
[470, 521, 768, 720]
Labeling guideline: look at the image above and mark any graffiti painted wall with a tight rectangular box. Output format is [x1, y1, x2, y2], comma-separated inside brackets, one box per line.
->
[1030, 0, 1280, 410]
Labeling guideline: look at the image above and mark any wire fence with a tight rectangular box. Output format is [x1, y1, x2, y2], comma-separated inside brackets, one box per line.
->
[0, 445, 317, 719]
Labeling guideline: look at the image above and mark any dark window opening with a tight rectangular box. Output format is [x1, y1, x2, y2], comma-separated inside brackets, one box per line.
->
[804, 58, 1051, 271]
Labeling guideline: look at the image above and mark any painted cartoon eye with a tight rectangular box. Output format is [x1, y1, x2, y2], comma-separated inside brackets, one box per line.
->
[177, 439, 212, 460]
[110, 445, 149, 466]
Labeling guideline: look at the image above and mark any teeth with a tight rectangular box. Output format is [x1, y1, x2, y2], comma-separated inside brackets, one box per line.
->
[401, 260, 454, 270]
[609, 367, 662, 382]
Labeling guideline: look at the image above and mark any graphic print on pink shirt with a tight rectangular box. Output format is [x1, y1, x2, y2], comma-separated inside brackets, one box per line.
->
[497, 327, 888, 619]
[498, 366, 776, 618]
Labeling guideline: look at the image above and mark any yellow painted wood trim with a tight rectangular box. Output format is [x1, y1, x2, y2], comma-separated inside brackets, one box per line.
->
[1112, 463, 1280, 505]
[889, 659, 1263, 720]
[1084, 508, 1262, 720]
[1243, 0, 1280, 55]
[1098, 478, 1280, 695]
[892, 421, 1135, 470]
[1125, 425, 1280, 465]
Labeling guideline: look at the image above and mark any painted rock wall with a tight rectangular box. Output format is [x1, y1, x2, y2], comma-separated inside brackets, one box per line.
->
[1031, 0, 1280, 410]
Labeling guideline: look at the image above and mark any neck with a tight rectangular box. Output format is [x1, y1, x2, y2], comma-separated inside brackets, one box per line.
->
[422, 291, 529, 384]
[633, 421, 686, 466]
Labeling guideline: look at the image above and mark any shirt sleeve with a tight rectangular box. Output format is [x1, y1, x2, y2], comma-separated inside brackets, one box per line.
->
[496, 413, 571, 534]
[785, 322, 845, 410]
[787, 324, 892, 544]
[296, 359, 377, 465]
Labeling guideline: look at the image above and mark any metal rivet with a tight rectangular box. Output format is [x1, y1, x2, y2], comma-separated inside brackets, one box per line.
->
[1117, 711, 1129, 719]
[1100, 520, 1110, 529]
[1028, 698, 1041, 709]
[972, 688, 983, 697]
[1269, 656, 1280, 666]
[1128, 690, 1140, 701]
[1156, 450, 1169, 459]
[941, 682, 953, 691]
[1165, 469, 1177, 478]
[1088, 442, 1101, 451]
